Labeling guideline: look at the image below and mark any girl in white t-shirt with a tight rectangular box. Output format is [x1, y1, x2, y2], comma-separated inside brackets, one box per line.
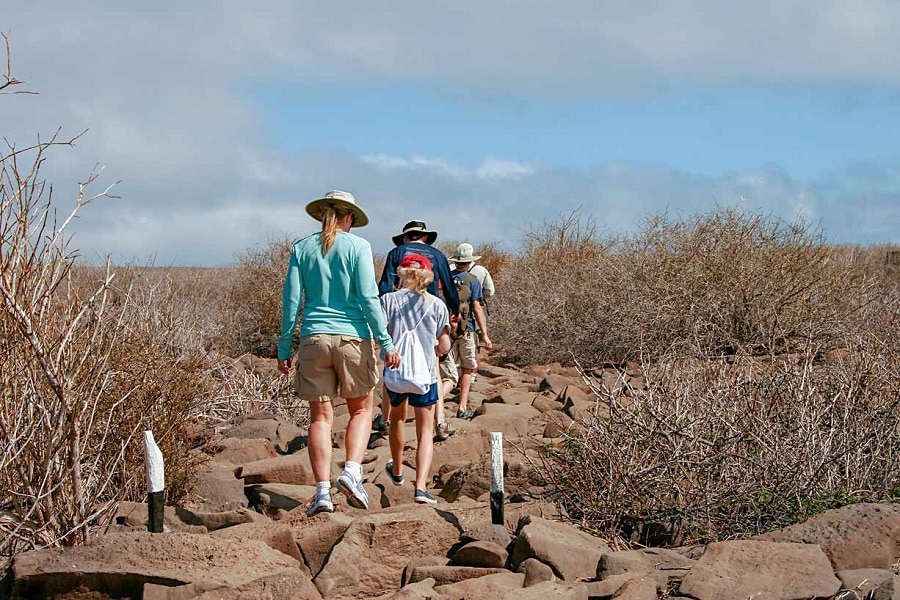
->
[380, 253, 451, 504]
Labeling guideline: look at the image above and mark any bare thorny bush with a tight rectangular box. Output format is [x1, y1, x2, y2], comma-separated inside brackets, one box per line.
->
[537, 344, 900, 546]
[0, 40, 214, 563]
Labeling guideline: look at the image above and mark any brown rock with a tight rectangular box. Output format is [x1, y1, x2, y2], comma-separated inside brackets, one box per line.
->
[539, 374, 577, 394]
[451, 540, 508, 569]
[504, 579, 589, 599]
[460, 523, 512, 549]
[212, 437, 278, 465]
[314, 506, 462, 599]
[239, 453, 320, 486]
[289, 511, 353, 578]
[174, 506, 265, 531]
[406, 565, 509, 586]
[511, 515, 611, 581]
[517, 557, 556, 587]
[11, 532, 306, 599]
[191, 571, 322, 599]
[434, 572, 525, 599]
[222, 412, 304, 453]
[487, 389, 539, 406]
[246, 483, 316, 513]
[598, 547, 694, 580]
[613, 576, 657, 600]
[583, 574, 633, 598]
[191, 463, 247, 512]
[210, 521, 306, 566]
[678, 540, 841, 600]
[756, 503, 900, 570]
[111, 501, 206, 534]
[440, 454, 534, 503]
[541, 410, 576, 438]
[837, 568, 895, 598]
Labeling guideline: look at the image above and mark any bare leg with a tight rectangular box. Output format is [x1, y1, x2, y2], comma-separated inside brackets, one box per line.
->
[380, 386, 391, 425]
[344, 393, 373, 465]
[388, 401, 406, 475]
[414, 404, 435, 490]
[308, 401, 335, 482]
[457, 368, 475, 413]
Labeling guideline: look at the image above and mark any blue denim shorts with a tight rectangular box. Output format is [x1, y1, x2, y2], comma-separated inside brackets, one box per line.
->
[388, 383, 438, 408]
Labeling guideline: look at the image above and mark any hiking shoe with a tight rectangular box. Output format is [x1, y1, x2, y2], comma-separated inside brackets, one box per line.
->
[414, 488, 437, 505]
[385, 460, 405, 485]
[456, 409, 475, 420]
[306, 492, 334, 517]
[373, 414, 389, 434]
[435, 422, 451, 441]
[336, 470, 370, 509]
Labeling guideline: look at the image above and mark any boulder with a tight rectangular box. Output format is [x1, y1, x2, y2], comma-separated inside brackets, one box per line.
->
[314, 505, 462, 599]
[190, 463, 247, 512]
[480, 364, 528, 380]
[459, 523, 512, 549]
[212, 437, 278, 465]
[539, 374, 577, 394]
[511, 515, 611, 581]
[434, 572, 525, 599]
[756, 503, 900, 570]
[451, 540, 508, 569]
[517, 558, 555, 587]
[111, 501, 206, 534]
[239, 453, 321, 486]
[457, 403, 541, 438]
[11, 532, 305, 599]
[389, 577, 442, 600]
[221, 412, 304, 453]
[678, 540, 841, 600]
[246, 483, 316, 513]
[532, 395, 565, 413]
[598, 547, 694, 582]
[440, 453, 535, 503]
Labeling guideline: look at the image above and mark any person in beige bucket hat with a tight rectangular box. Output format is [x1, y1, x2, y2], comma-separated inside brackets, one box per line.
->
[443, 242, 492, 420]
[278, 190, 399, 516]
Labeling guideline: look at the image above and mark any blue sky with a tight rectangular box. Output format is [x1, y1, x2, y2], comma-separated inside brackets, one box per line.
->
[3, 1, 900, 265]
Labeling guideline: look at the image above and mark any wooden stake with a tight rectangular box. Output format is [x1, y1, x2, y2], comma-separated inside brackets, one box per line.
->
[143, 430, 165, 533]
[489, 432, 504, 525]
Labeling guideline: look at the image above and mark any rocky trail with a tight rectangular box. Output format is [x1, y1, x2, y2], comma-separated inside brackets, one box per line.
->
[5, 360, 900, 599]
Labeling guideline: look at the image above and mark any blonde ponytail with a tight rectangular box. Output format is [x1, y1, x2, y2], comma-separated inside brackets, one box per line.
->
[319, 204, 354, 254]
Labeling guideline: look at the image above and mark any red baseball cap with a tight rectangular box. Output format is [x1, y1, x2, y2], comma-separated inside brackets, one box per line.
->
[400, 253, 433, 271]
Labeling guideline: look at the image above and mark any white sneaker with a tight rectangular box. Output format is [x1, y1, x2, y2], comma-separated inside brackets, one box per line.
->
[336, 470, 370, 509]
[306, 492, 334, 516]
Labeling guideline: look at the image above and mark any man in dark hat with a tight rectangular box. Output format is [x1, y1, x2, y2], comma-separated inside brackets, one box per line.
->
[378, 220, 460, 440]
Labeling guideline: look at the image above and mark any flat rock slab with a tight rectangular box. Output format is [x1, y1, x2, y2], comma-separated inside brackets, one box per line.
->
[11, 531, 305, 599]
[678, 540, 841, 600]
[407, 566, 511, 586]
[313, 505, 462, 599]
[757, 502, 900, 570]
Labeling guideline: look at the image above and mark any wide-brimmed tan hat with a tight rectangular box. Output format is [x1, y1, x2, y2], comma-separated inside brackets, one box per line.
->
[305, 190, 369, 227]
[449, 242, 481, 263]
[392, 220, 438, 246]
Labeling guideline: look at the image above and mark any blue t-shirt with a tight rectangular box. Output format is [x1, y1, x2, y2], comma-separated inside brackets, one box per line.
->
[278, 231, 393, 359]
[378, 241, 460, 316]
[452, 269, 484, 332]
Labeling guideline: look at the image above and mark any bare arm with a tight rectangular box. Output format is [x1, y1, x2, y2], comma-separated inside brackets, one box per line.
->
[472, 301, 492, 350]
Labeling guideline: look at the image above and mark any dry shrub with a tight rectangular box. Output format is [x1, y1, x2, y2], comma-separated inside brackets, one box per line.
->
[221, 236, 294, 357]
[0, 52, 208, 561]
[493, 208, 885, 365]
[539, 344, 900, 546]
[490, 211, 611, 364]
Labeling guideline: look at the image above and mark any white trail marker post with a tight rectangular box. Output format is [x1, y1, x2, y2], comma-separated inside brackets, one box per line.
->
[489, 432, 504, 525]
[143, 430, 165, 533]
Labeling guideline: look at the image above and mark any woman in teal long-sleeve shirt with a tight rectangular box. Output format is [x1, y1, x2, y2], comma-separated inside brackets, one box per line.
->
[277, 190, 399, 516]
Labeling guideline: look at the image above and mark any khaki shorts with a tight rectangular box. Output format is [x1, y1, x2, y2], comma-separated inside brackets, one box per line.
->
[294, 334, 377, 402]
[439, 353, 459, 386]
[451, 332, 478, 372]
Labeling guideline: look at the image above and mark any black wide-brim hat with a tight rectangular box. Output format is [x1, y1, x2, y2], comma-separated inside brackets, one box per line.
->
[392, 220, 438, 246]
